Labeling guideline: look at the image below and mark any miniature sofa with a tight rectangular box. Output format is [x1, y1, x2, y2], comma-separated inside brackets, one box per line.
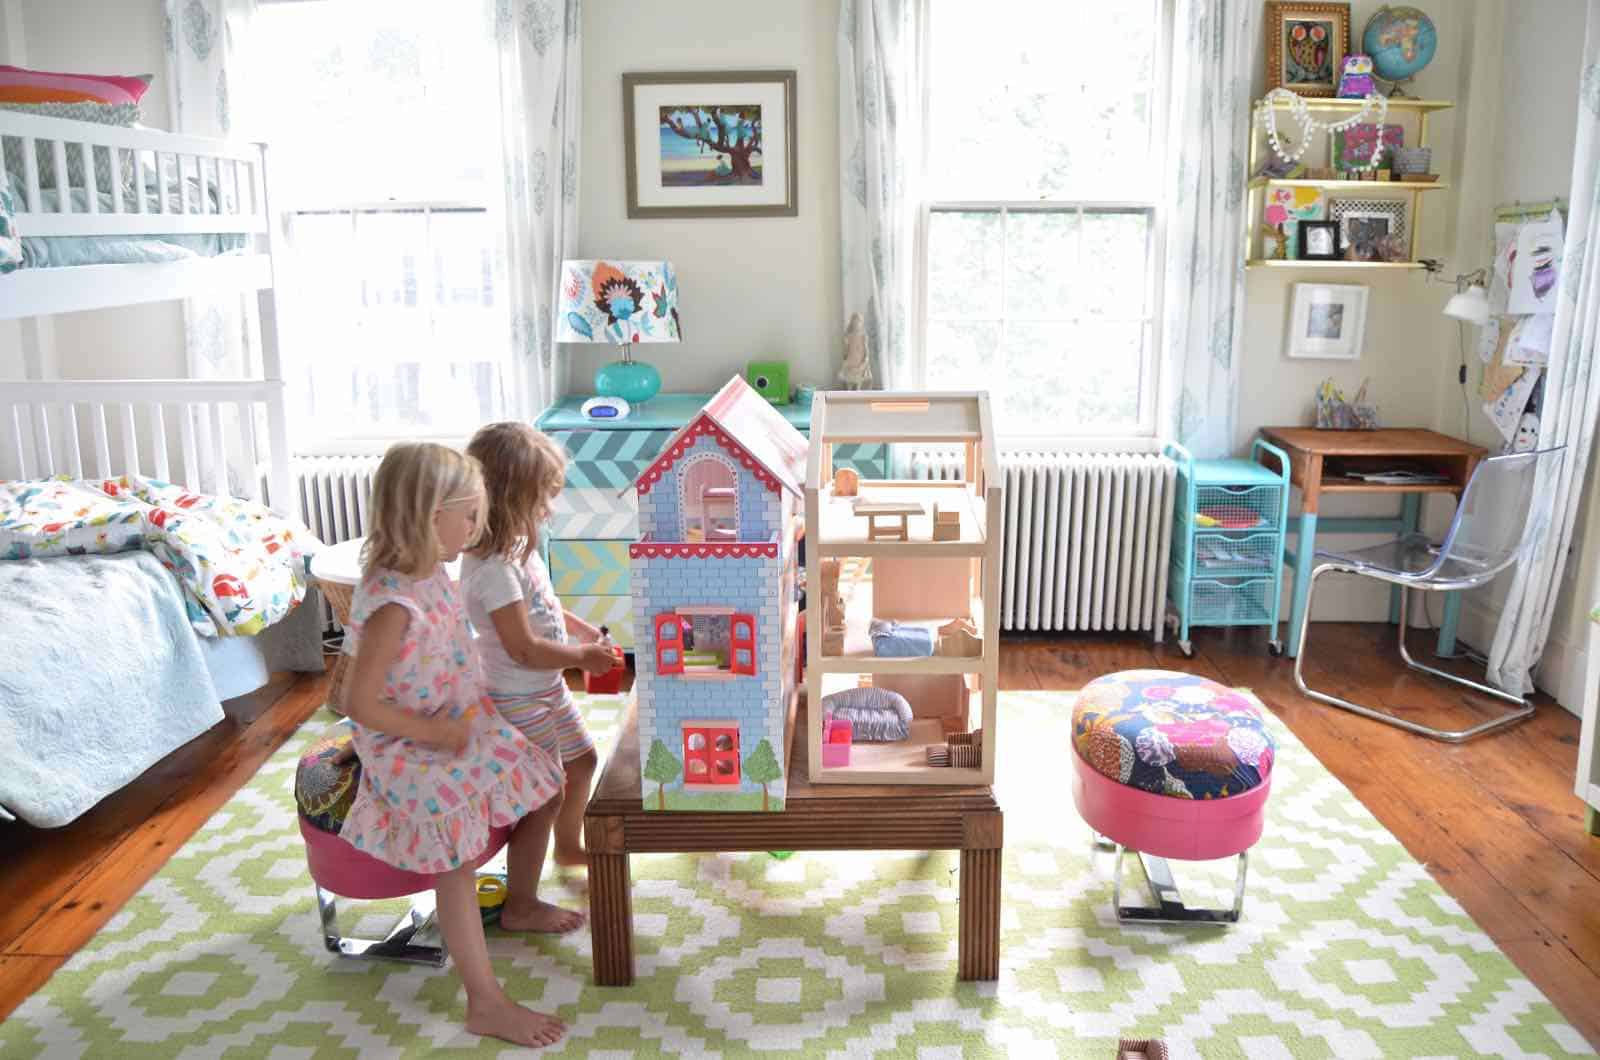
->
[820, 685, 914, 741]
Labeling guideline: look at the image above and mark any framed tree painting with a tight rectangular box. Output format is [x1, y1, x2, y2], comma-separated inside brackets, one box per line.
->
[1265, 2, 1351, 97]
[623, 70, 798, 218]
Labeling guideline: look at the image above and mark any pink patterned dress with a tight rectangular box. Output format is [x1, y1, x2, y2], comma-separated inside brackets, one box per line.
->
[338, 565, 565, 874]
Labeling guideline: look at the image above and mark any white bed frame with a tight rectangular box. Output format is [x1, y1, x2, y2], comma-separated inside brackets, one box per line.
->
[0, 109, 291, 510]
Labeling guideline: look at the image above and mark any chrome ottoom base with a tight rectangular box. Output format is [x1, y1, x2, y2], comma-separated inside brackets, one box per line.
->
[316, 886, 447, 966]
[1111, 846, 1248, 925]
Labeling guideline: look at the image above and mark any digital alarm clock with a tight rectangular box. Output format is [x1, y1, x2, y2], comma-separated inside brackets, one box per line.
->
[581, 396, 631, 421]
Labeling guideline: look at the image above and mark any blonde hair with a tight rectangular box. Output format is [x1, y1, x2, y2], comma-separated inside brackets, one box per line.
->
[361, 442, 485, 578]
[467, 422, 567, 565]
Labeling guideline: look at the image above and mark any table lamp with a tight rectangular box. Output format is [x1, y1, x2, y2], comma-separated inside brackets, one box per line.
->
[556, 259, 680, 404]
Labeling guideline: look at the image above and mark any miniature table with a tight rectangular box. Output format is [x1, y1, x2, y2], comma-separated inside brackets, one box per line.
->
[585, 698, 1004, 984]
[1256, 427, 1486, 658]
[851, 498, 925, 542]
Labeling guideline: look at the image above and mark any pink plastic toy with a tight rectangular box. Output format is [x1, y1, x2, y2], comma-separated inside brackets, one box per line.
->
[820, 712, 853, 768]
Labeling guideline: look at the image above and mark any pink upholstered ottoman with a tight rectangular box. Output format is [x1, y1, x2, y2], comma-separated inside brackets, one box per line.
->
[295, 723, 511, 964]
[1070, 670, 1275, 924]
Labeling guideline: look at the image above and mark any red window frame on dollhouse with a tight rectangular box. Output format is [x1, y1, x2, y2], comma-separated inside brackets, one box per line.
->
[682, 723, 740, 785]
[652, 609, 757, 677]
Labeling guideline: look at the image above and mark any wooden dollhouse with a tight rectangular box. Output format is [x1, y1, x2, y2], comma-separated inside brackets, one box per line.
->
[627, 376, 807, 812]
[805, 391, 1001, 785]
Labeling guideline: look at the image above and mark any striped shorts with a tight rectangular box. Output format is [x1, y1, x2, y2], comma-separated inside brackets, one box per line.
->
[488, 688, 596, 765]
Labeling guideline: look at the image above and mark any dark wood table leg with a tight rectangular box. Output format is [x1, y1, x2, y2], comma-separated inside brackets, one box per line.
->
[958, 809, 1003, 981]
[585, 814, 634, 986]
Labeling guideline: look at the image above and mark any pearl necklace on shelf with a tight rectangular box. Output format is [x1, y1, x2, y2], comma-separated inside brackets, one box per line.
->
[1259, 88, 1391, 170]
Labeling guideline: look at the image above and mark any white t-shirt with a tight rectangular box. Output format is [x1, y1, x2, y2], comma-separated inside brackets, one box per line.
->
[460, 550, 568, 698]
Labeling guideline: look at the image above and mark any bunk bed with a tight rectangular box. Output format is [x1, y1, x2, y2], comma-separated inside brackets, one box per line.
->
[0, 108, 322, 827]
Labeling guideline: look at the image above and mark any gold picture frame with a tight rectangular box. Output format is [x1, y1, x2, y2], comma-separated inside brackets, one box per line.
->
[623, 69, 798, 219]
[1264, 2, 1351, 98]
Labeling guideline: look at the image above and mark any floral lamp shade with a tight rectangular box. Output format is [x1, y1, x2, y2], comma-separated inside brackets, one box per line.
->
[556, 260, 681, 345]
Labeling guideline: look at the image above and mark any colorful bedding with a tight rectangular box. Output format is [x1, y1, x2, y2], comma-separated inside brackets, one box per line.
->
[0, 475, 318, 636]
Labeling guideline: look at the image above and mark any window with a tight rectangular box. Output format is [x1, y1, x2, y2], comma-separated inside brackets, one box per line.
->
[920, 0, 1169, 438]
[682, 723, 741, 785]
[255, 1, 511, 443]
[652, 609, 758, 676]
[679, 455, 740, 541]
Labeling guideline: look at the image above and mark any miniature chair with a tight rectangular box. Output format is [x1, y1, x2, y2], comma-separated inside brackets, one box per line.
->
[1071, 671, 1274, 924]
[295, 723, 511, 966]
[1293, 447, 1565, 743]
[701, 485, 737, 541]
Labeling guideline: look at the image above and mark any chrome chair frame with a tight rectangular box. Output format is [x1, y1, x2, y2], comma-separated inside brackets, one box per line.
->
[316, 887, 447, 966]
[1291, 447, 1563, 743]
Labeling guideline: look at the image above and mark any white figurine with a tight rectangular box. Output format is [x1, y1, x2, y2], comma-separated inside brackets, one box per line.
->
[839, 311, 872, 390]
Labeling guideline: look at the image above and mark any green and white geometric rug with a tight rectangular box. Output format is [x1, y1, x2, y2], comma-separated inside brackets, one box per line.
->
[2, 691, 1593, 1058]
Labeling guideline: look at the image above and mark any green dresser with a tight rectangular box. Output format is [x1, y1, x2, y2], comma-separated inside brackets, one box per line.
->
[536, 392, 887, 650]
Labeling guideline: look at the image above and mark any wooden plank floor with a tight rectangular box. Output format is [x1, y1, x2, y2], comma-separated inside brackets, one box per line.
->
[1, 625, 1596, 1048]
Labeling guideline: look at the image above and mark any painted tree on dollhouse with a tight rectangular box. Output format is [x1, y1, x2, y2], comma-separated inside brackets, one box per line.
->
[626, 376, 807, 812]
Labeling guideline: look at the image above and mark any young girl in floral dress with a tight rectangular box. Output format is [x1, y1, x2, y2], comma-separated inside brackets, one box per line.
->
[340, 441, 582, 1049]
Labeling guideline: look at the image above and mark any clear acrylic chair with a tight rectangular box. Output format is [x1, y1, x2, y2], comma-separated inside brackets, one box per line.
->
[1292, 446, 1566, 742]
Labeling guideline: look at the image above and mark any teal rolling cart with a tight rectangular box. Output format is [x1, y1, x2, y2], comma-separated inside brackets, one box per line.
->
[1164, 440, 1291, 657]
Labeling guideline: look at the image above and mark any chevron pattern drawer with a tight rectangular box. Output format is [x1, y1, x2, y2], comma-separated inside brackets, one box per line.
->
[561, 595, 634, 649]
[550, 541, 630, 595]
[547, 488, 638, 540]
[549, 429, 673, 489]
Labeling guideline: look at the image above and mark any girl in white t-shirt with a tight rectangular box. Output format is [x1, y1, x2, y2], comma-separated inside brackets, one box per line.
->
[461, 422, 618, 868]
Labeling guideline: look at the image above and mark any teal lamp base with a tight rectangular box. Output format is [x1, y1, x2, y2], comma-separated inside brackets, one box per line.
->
[595, 359, 661, 404]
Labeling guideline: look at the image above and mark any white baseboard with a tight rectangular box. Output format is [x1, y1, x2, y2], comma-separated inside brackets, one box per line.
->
[1457, 596, 1583, 717]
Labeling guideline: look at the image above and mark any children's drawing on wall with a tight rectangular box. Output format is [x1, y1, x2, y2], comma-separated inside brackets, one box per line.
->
[1507, 211, 1565, 315]
[1484, 366, 1543, 451]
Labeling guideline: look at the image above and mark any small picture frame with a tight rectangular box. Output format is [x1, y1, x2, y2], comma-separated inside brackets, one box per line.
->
[1330, 199, 1407, 256]
[1264, 2, 1352, 97]
[1298, 220, 1341, 261]
[1288, 283, 1368, 360]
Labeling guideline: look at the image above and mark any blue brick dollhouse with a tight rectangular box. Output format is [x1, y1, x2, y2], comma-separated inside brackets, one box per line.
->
[627, 376, 807, 812]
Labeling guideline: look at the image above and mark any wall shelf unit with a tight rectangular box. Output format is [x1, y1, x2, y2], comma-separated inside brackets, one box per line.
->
[1246, 96, 1454, 270]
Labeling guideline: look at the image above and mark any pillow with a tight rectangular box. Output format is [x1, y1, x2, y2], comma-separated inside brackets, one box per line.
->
[1, 100, 140, 197]
[0, 185, 19, 274]
[0, 65, 152, 106]
[0, 479, 146, 560]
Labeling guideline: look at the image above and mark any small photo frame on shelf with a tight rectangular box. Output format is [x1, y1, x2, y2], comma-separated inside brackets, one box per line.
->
[1332, 124, 1403, 171]
[1264, 2, 1351, 97]
[1330, 199, 1407, 257]
[1288, 283, 1368, 360]
[1298, 219, 1341, 261]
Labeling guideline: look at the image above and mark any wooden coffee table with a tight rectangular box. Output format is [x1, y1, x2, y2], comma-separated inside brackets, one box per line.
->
[585, 698, 1004, 983]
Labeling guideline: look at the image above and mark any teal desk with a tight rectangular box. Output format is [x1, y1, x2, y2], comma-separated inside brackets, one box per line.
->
[1256, 427, 1487, 659]
[535, 393, 887, 650]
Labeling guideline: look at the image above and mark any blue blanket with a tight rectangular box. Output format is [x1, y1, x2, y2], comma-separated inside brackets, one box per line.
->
[0, 552, 223, 827]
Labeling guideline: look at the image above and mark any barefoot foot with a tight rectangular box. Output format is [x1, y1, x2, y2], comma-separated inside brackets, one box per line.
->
[465, 995, 565, 1048]
[499, 897, 586, 933]
[552, 844, 587, 868]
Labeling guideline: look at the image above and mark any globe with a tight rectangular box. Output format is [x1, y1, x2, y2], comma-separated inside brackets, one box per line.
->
[1363, 6, 1438, 85]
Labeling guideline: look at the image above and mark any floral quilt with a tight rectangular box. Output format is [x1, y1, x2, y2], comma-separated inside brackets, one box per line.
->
[0, 475, 319, 636]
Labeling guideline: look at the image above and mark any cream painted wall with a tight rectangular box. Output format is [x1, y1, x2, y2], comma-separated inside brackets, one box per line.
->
[1243, 0, 1494, 622]
[0, 0, 187, 382]
[573, 0, 841, 397]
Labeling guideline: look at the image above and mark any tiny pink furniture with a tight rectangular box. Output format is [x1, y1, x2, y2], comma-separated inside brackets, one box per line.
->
[295, 724, 510, 965]
[1070, 670, 1275, 925]
[820, 712, 853, 767]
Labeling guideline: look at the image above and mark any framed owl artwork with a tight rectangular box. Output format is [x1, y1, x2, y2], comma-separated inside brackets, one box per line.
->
[1265, 2, 1351, 98]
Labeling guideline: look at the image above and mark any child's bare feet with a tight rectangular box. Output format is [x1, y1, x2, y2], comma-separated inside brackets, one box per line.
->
[552, 843, 587, 868]
[465, 994, 565, 1048]
[499, 896, 586, 933]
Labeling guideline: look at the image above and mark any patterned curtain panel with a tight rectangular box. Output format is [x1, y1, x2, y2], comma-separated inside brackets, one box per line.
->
[1487, 1, 1600, 694]
[165, 0, 260, 494]
[1158, 0, 1259, 459]
[838, 0, 926, 391]
[491, 0, 582, 414]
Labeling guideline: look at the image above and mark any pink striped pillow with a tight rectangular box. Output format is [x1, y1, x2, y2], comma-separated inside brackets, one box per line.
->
[0, 65, 152, 106]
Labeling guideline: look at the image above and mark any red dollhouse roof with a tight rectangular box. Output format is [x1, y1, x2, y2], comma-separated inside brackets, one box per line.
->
[626, 376, 808, 498]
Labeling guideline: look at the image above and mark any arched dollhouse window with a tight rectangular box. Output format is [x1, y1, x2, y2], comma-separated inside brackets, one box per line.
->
[678, 452, 739, 542]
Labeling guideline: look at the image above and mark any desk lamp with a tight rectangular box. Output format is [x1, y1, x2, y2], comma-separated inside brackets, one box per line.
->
[556, 260, 681, 404]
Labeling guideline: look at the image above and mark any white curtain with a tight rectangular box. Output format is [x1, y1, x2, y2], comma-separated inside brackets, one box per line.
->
[1158, 0, 1259, 459]
[838, 0, 926, 392]
[1487, 2, 1600, 694]
[492, 0, 582, 414]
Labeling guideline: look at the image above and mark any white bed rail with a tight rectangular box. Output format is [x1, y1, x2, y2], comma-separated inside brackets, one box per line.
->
[0, 110, 268, 238]
[0, 378, 292, 512]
